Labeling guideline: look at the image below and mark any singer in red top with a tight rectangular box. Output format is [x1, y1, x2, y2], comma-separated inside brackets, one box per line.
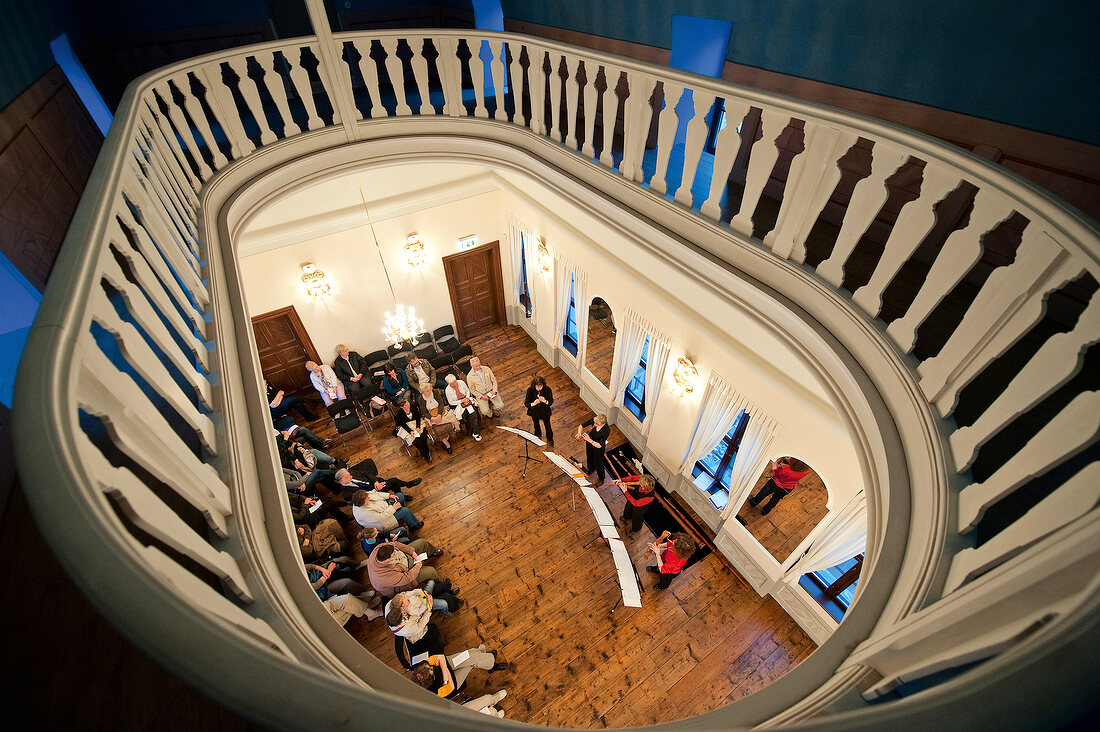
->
[645, 532, 694, 590]
[748, 457, 812, 515]
[614, 473, 656, 534]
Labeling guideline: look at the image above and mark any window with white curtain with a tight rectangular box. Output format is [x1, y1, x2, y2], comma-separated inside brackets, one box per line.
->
[562, 277, 578, 356]
[518, 233, 532, 318]
[623, 335, 649, 421]
[691, 410, 751, 509]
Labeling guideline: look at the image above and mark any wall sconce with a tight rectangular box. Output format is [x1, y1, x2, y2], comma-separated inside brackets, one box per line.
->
[300, 262, 330, 300]
[537, 238, 550, 274]
[405, 234, 426, 268]
[673, 356, 698, 396]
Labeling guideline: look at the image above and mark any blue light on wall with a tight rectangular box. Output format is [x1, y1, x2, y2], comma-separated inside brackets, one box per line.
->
[669, 14, 732, 78]
[0, 250, 42, 407]
[50, 34, 112, 136]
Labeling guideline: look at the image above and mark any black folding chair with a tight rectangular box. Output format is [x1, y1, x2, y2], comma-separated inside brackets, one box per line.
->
[433, 325, 458, 351]
[327, 398, 364, 449]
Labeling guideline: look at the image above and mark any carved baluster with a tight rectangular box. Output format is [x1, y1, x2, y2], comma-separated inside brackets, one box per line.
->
[409, 37, 434, 115]
[287, 48, 322, 130]
[700, 99, 750, 221]
[173, 72, 228, 170]
[546, 50, 564, 141]
[649, 81, 684, 196]
[489, 39, 507, 121]
[130, 160, 196, 259]
[817, 144, 908, 286]
[196, 63, 253, 158]
[379, 38, 411, 116]
[466, 38, 489, 119]
[124, 170, 201, 276]
[729, 108, 787, 238]
[765, 123, 857, 260]
[526, 45, 546, 134]
[252, 51, 298, 135]
[133, 139, 193, 239]
[919, 229, 1081, 416]
[955, 390, 1100, 533]
[139, 111, 200, 202]
[950, 294, 1100, 471]
[598, 68, 622, 168]
[676, 87, 717, 208]
[224, 56, 277, 145]
[851, 164, 960, 318]
[354, 39, 386, 119]
[143, 100, 202, 194]
[563, 54, 581, 149]
[154, 82, 214, 180]
[887, 189, 1016, 353]
[946, 462, 1100, 594]
[580, 62, 599, 159]
[618, 72, 656, 183]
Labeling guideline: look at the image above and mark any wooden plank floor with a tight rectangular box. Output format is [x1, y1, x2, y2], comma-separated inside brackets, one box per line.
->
[737, 471, 830, 563]
[295, 324, 817, 727]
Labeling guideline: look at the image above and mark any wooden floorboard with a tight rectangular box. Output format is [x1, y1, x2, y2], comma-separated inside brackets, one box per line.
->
[293, 323, 816, 727]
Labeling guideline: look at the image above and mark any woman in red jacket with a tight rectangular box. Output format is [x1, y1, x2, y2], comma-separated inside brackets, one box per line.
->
[748, 457, 811, 515]
[646, 532, 695, 590]
[614, 473, 656, 534]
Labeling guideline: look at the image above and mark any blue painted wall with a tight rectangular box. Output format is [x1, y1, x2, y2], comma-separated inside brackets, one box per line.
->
[502, 0, 1100, 146]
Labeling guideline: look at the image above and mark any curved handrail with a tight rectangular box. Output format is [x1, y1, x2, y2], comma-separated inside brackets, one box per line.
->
[13, 23, 1100, 730]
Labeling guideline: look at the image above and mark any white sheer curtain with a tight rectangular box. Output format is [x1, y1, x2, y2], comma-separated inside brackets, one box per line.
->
[723, 409, 781, 518]
[553, 256, 575, 341]
[610, 309, 648, 402]
[782, 490, 867, 581]
[642, 332, 671, 423]
[572, 270, 588, 355]
[506, 215, 525, 306]
[679, 374, 748, 472]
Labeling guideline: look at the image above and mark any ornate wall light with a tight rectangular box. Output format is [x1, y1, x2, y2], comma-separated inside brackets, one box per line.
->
[405, 234, 426, 268]
[300, 263, 330, 300]
[537, 237, 550, 274]
[673, 356, 698, 396]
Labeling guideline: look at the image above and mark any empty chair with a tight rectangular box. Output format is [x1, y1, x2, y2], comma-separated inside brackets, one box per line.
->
[437, 337, 461, 354]
[449, 343, 474, 367]
[391, 350, 412, 371]
[386, 342, 410, 358]
[411, 331, 431, 346]
[433, 325, 458, 350]
[327, 398, 364, 449]
[414, 344, 438, 361]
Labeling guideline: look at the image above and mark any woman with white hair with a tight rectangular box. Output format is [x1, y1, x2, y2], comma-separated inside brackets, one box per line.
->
[444, 373, 482, 441]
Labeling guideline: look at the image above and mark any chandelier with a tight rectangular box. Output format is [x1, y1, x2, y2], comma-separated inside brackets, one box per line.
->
[358, 177, 424, 348]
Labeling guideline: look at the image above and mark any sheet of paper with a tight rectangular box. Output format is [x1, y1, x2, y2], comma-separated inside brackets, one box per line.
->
[308, 500, 324, 514]
[582, 486, 615, 526]
[416, 553, 428, 562]
[544, 451, 591, 486]
[599, 523, 620, 540]
[496, 425, 547, 446]
[449, 649, 471, 666]
[608, 539, 641, 606]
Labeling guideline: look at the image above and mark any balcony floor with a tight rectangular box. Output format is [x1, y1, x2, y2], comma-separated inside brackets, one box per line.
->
[303, 324, 816, 727]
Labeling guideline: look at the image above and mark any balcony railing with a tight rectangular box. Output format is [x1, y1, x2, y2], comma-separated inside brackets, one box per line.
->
[13, 11, 1099, 730]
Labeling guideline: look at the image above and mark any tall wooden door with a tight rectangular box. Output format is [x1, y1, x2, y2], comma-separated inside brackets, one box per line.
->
[251, 305, 319, 392]
[442, 240, 507, 341]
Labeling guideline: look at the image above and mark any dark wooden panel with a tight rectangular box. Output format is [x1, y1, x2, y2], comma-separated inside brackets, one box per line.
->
[251, 305, 318, 392]
[442, 240, 506, 341]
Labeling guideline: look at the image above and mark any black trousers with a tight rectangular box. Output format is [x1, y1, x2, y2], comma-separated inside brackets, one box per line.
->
[585, 442, 606, 482]
[621, 501, 649, 533]
[748, 478, 790, 515]
[531, 415, 553, 443]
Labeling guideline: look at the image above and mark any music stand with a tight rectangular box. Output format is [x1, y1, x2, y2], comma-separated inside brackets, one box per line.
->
[495, 426, 546, 478]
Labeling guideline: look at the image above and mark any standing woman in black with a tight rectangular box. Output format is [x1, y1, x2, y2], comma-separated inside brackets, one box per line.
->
[525, 375, 554, 446]
[574, 414, 610, 482]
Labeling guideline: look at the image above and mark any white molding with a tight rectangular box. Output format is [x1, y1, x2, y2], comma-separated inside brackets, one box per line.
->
[773, 582, 839, 646]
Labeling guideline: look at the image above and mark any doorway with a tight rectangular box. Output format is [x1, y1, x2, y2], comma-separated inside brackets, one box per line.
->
[251, 305, 320, 392]
[442, 240, 507, 341]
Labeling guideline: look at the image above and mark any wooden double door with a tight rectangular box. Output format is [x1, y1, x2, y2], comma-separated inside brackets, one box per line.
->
[442, 240, 507, 341]
[251, 305, 319, 392]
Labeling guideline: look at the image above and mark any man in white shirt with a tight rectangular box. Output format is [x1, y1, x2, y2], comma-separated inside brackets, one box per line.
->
[466, 356, 504, 418]
[305, 361, 346, 406]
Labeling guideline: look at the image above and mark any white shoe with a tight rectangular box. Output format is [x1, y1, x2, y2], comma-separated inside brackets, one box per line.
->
[473, 433, 482, 441]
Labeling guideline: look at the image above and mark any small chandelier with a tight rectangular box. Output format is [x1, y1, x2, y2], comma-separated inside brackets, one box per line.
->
[300, 263, 330, 300]
[405, 234, 425, 268]
[673, 356, 698, 396]
[537, 238, 550, 274]
[382, 304, 425, 347]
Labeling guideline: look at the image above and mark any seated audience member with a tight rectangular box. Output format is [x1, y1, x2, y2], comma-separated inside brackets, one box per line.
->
[444, 374, 482, 441]
[410, 646, 510, 711]
[466, 356, 504, 418]
[359, 525, 412, 553]
[334, 468, 420, 504]
[614, 473, 656, 534]
[306, 560, 368, 599]
[281, 423, 328, 451]
[418, 385, 459, 454]
[276, 431, 337, 494]
[297, 518, 352, 563]
[646, 532, 695, 590]
[404, 353, 438, 393]
[332, 344, 371, 397]
[306, 360, 346, 406]
[394, 397, 432, 462]
[266, 380, 317, 426]
[525, 375, 554, 446]
[287, 491, 343, 527]
[324, 590, 383, 625]
[351, 489, 423, 533]
[385, 588, 460, 644]
[367, 539, 446, 597]
[382, 361, 411, 404]
[748, 457, 812, 515]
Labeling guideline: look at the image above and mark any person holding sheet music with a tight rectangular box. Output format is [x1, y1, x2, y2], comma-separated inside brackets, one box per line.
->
[466, 356, 504, 418]
[575, 414, 610, 482]
[418, 385, 459, 453]
[646, 532, 695, 590]
[366, 539, 448, 598]
[305, 361, 346, 406]
[394, 397, 432, 462]
[410, 647, 510, 714]
[614, 473, 656, 534]
[444, 373, 482, 441]
[525, 375, 554, 446]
